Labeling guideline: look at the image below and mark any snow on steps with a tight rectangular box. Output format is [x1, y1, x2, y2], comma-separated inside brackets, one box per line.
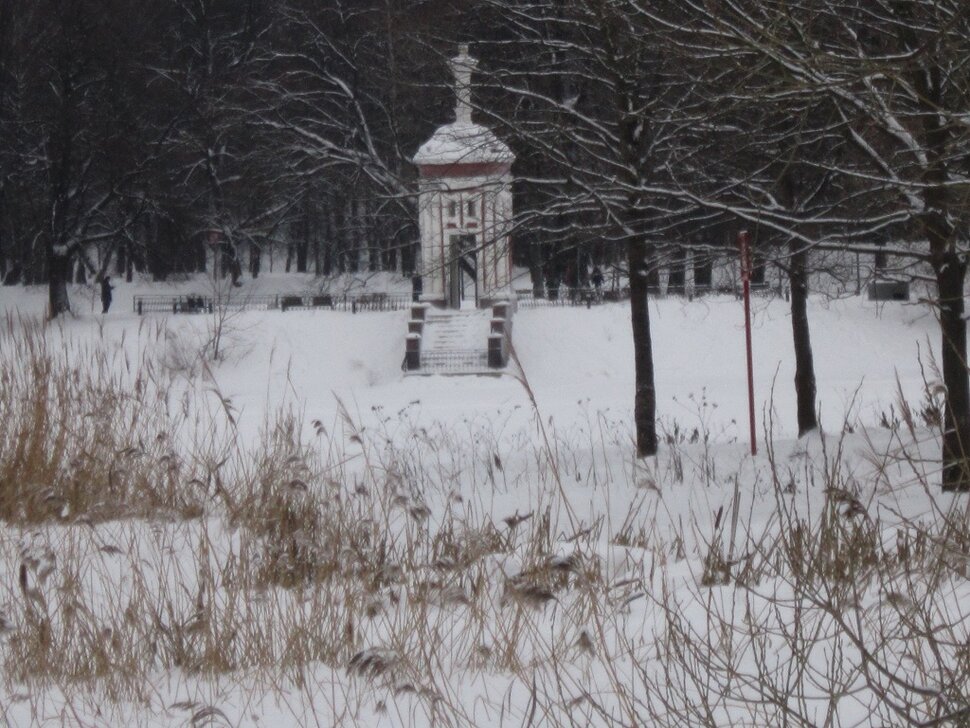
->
[416, 309, 493, 375]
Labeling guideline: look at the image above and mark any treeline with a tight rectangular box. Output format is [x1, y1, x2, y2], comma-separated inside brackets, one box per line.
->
[0, 0, 479, 303]
[0, 0, 843, 304]
[4, 1, 957, 304]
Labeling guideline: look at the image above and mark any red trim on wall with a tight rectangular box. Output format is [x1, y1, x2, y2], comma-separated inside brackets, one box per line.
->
[419, 162, 511, 179]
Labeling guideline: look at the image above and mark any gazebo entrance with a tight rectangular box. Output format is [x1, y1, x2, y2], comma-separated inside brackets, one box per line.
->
[448, 234, 477, 309]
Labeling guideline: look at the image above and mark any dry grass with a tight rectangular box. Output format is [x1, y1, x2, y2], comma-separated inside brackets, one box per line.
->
[0, 313, 968, 726]
[0, 316, 216, 523]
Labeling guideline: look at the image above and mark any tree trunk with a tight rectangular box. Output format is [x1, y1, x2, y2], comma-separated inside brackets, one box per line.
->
[936, 252, 970, 491]
[313, 224, 321, 275]
[528, 241, 545, 298]
[789, 241, 817, 436]
[194, 231, 206, 273]
[48, 244, 71, 317]
[324, 206, 335, 275]
[296, 240, 308, 273]
[914, 53, 970, 490]
[116, 240, 127, 278]
[125, 239, 134, 282]
[250, 241, 261, 279]
[296, 197, 310, 274]
[74, 256, 87, 284]
[628, 237, 658, 457]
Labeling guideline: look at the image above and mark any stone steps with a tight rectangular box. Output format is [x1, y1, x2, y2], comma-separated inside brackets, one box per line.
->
[418, 310, 491, 373]
[419, 349, 490, 373]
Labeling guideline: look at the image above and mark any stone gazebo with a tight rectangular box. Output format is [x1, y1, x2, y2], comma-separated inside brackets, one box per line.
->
[413, 45, 515, 309]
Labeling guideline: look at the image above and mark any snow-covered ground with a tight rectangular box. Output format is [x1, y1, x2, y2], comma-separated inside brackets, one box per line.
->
[0, 277, 965, 727]
[1, 275, 939, 441]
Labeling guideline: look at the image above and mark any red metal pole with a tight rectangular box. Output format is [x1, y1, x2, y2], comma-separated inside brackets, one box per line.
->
[739, 230, 757, 456]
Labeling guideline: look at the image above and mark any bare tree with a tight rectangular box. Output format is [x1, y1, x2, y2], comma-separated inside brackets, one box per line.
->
[0, 0, 165, 314]
[481, 0, 716, 457]
[646, 0, 970, 489]
[248, 0, 454, 277]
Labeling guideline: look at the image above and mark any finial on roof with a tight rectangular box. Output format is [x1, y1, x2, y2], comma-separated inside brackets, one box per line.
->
[449, 44, 478, 125]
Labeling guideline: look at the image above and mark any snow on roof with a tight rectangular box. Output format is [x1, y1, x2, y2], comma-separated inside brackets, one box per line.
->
[413, 120, 514, 166]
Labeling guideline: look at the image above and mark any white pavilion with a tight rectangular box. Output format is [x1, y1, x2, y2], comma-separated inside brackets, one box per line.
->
[413, 45, 515, 309]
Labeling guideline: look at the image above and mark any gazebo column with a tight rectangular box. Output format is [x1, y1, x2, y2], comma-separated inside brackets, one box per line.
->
[418, 186, 446, 306]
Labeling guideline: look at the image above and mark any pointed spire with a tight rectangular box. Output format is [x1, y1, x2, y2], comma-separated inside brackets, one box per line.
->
[449, 43, 478, 125]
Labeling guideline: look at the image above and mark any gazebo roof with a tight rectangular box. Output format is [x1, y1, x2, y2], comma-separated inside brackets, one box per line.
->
[413, 120, 514, 167]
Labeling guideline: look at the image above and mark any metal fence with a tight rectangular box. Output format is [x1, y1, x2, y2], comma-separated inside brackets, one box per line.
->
[133, 292, 415, 315]
[515, 282, 779, 308]
[218, 295, 280, 311]
[515, 288, 624, 308]
[133, 295, 213, 314]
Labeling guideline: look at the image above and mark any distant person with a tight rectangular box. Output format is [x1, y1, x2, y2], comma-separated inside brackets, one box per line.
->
[591, 266, 604, 290]
[99, 276, 114, 314]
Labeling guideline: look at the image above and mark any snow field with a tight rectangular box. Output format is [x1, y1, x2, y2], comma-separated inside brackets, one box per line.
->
[0, 281, 967, 726]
